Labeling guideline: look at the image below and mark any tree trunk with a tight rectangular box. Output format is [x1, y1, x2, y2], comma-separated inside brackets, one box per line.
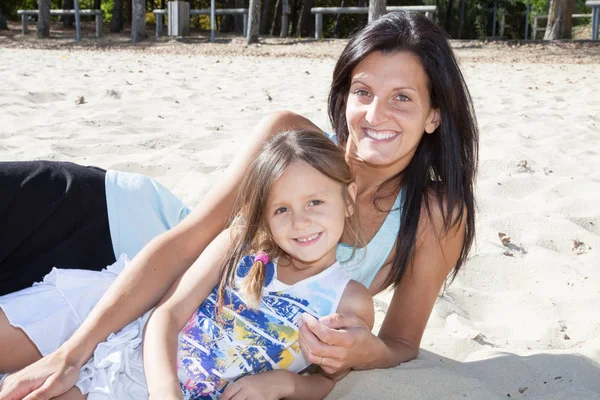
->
[260, 0, 271, 34]
[247, 0, 261, 43]
[445, 0, 454, 35]
[126, 0, 132, 23]
[544, 0, 574, 39]
[62, 0, 74, 27]
[270, 0, 281, 35]
[296, 0, 314, 37]
[221, 0, 235, 32]
[0, 11, 8, 30]
[110, 0, 124, 32]
[131, 0, 146, 42]
[333, 0, 344, 38]
[368, 0, 385, 24]
[94, 0, 101, 9]
[37, 0, 51, 37]
[457, 0, 466, 39]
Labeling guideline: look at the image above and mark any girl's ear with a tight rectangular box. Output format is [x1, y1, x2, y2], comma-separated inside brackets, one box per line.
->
[345, 182, 358, 217]
[425, 108, 441, 134]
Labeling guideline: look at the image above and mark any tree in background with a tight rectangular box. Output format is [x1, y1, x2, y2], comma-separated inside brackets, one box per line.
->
[131, 0, 145, 42]
[111, 0, 124, 32]
[37, 0, 51, 37]
[544, 0, 574, 38]
[368, 0, 386, 23]
[247, 0, 261, 43]
[0, 8, 8, 30]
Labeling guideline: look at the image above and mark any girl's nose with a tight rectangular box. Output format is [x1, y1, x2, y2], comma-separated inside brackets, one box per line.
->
[292, 211, 311, 230]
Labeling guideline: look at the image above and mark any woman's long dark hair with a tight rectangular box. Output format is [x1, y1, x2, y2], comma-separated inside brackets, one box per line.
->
[329, 11, 478, 288]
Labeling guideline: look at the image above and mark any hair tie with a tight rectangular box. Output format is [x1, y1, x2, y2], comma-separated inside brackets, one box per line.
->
[254, 251, 269, 265]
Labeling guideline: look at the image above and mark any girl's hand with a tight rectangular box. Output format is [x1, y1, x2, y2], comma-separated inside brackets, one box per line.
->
[220, 371, 293, 400]
[0, 348, 81, 400]
[299, 312, 373, 375]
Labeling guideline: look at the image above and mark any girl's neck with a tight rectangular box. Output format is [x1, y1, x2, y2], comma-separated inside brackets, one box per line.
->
[276, 253, 336, 286]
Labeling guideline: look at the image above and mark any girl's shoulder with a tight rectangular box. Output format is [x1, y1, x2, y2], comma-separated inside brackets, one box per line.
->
[336, 280, 375, 330]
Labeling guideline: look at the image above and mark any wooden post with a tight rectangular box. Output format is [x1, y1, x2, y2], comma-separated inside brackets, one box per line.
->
[243, 13, 248, 37]
[22, 14, 28, 33]
[74, 0, 81, 41]
[210, 0, 215, 41]
[95, 11, 102, 37]
[315, 12, 322, 39]
[156, 13, 163, 37]
[592, 5, 599, 39]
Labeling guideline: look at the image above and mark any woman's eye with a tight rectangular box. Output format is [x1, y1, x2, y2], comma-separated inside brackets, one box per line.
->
[395, 94, 410, 102]
[308, 200, 323, 207]
[353, 89, 370, 97]
[274, 207, 288, 215]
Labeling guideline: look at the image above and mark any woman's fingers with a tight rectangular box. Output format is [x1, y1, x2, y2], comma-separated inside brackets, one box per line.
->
[319, 312, 367, 330]
[300, 313, 353, 347]
[299, 324, 346, 368]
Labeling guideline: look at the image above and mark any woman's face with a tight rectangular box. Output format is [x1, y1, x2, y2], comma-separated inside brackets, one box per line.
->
[345, 50, 440, 171]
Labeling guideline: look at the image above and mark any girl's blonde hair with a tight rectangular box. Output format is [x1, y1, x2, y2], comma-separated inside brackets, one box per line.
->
[216, 129, 361, 313]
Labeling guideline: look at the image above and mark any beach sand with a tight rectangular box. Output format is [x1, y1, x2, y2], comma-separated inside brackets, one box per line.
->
[1, 37, 599, 399]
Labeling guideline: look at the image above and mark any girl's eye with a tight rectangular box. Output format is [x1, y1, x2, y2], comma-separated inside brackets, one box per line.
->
[274, 207, 288, 215]
[395, 94, 410, 102]
[308, 200, 323, 207]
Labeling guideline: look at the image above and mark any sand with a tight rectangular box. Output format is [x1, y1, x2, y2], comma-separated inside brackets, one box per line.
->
[1, 38, 599, 399]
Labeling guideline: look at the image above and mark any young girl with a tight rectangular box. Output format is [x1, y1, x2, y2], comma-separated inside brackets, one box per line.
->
[11, 130, 373, 400]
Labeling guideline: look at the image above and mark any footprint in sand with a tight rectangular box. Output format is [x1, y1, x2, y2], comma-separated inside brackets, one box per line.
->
[25, 92, 66, 104]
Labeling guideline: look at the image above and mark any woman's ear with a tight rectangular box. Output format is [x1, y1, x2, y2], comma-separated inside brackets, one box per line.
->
[345, 182, 358, 217]
[425, 108, 441, 134]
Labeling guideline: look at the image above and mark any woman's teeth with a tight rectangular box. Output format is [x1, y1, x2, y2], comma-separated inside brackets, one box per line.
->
[296, 233, 319, 242]
[364, 129, 399, 140]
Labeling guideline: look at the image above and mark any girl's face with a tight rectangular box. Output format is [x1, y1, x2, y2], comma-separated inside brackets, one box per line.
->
[265, 161, 355, 272]
[345, 50, 440, 171]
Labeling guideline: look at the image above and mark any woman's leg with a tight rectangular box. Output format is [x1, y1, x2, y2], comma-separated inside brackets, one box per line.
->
[0, 161, 116, 296]
[0, 309, 41, 373]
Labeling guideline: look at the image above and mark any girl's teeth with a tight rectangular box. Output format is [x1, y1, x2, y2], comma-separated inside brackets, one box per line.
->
[365, 129, 398, 140]
[297, 233, 319, 242]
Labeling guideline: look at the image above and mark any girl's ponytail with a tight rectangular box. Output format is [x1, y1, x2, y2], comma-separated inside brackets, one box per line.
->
[241, 252, 269, 309]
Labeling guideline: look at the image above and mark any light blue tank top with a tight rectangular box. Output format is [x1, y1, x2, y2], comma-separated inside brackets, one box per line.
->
[324, 132, 404, 288]
[105, 170, 191, 260]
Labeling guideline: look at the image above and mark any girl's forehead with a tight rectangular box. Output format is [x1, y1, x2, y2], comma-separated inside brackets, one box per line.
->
[268, 161, 341, 201]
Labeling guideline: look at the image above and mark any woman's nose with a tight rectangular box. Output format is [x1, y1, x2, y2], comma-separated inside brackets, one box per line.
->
[365, 97, 389, 126]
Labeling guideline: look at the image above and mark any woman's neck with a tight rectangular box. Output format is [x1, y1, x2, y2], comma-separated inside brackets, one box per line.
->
[349, 158, 404, 200]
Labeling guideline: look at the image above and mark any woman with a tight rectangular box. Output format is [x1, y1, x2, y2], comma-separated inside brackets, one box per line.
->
[0, 11, 477, 399]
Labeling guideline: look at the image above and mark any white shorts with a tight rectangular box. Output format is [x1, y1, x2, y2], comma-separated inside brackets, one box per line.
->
[75, 312, 151, 400]
[0, 255, 128, 357]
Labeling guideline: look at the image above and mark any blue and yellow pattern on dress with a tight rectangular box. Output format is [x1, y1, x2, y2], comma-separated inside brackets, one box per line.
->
[176, 255, 339, 400]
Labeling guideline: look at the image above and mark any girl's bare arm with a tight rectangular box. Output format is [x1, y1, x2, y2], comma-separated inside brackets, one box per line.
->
[143, 229, 234, 400]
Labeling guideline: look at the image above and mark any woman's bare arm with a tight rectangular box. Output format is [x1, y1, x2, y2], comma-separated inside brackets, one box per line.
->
[0, 111, 321, 400]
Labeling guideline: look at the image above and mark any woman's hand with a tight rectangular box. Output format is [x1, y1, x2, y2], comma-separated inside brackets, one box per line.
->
[298, 312, 374, 375]
[220, 371, 294, 400]
[0, 348, 81, 400]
